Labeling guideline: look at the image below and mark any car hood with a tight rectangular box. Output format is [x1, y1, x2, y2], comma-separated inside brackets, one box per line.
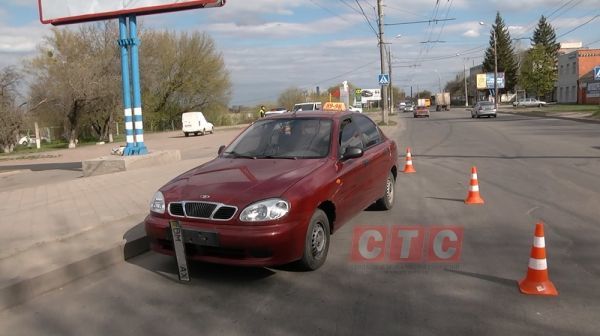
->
[161, 157, 327, 205]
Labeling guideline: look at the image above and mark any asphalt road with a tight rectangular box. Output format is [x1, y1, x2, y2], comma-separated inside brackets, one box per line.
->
[1, 110, 599, 335]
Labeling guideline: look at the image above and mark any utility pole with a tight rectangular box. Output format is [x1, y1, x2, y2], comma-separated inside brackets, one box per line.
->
[464, 62, 469, 106]
[388, 46, 393, 114]
[377, 0, 388, 124]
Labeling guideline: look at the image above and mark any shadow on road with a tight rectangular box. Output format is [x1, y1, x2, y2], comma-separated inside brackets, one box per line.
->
[425, 196, 464, 203]
[445, 268, 517, 288]
[0, 162, 82, 172]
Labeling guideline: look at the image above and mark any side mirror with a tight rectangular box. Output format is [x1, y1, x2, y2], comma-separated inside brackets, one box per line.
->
[341, 146, 363, 160]
[218, 145, 226, 155]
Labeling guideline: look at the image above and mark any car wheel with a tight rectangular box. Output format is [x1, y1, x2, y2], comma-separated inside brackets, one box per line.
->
[538, 104, 542, 107]
[476, 115, 480, 118]
[184, 132, 189, 137]
[493, 114, 497, 118]
[376, 171, 396, 210]
[201, 129, 206, 136]
[298, 209, 330, 271]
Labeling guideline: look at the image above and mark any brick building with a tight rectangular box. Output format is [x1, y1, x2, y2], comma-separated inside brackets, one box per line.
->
[557, 49, 600, 104]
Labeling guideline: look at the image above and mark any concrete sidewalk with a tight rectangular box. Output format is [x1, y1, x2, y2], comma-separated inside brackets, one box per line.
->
[0, 156, 211, 310]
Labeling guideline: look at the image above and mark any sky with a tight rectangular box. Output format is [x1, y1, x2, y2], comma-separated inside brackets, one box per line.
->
[1, 0, 599, 106]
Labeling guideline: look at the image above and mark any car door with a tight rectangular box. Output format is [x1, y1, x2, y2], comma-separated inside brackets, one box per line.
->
[333, 118, 367, 224]
[353, 114, 388, 203]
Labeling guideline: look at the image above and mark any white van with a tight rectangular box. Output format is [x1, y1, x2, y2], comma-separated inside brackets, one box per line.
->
[293, 102, 322, 112]
[182, 112, 214, 137]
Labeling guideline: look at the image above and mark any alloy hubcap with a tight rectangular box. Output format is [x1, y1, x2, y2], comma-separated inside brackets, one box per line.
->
[311, 223, 326, 257]
[386, 177, 394, 203]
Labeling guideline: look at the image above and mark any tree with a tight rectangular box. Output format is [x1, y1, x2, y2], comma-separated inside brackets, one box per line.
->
[277, 87, 306, 111]
[416, 90, 431, 99]
[27, 23, 121, 147]
[140, 30, 231, 128]
[0, 67, 23, 153]
[483, 12, 519, 92]
[532, 15, 560, 60]
[519, 45, 556, 98]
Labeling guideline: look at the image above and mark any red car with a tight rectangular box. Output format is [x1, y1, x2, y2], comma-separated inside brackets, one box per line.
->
[414, 106, 430, 118]
[145, 110, 398, 270]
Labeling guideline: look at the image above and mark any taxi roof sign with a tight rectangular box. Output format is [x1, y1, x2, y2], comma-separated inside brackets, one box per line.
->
[322, 102, 347, 112]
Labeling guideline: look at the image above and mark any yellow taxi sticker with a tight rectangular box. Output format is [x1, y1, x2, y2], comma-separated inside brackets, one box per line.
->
[323, 102, 347, 112]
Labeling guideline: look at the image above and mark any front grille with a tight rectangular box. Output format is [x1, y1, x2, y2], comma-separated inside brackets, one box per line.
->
[168, 201, 237, 221]
[185, 202, 217, 218]
[213, 206, 237, 220]
[169, 203, 185, 217]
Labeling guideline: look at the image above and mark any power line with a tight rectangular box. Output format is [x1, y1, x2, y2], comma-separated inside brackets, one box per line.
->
[354, 0, 379, 38]
[556, 14, 599, 38]
[384, 18, 455, 26]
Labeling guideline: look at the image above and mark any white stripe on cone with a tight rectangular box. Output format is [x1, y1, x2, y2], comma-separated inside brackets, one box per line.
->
[469, 185, 479, 192]
[533, 236, 545, 248]
[528, 258, 548, 270]
[472, 173, 478, 179]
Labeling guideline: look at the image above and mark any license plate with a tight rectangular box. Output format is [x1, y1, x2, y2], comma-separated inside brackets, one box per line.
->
[183, 229, 220, 247]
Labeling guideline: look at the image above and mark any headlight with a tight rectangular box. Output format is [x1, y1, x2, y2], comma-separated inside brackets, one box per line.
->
[150, 191, 166, 214]
[240, 199, 290, 222]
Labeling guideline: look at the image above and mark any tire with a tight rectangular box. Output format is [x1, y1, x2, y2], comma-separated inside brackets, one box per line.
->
[476, 115, 481, 118]
[493, 114, 497, 118]
[194, 132, 198, 136]
[184, 132, 189, 137]
[298, 209, 330, 271]
[201, 129, 206, 136]
[376, 171, 396, 210]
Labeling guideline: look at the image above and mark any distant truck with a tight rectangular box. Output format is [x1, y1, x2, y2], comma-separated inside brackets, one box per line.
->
[435, 92, 450, 111]
[417, 98, 431, 107]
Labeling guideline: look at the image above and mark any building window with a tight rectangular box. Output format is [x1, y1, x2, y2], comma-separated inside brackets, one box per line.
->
[572, 86, 577, 102]
[559, 87, 563, 102]
[560, 65, 563, 75]
[566, 63, 570, 75]
[572, 62, 576, 75]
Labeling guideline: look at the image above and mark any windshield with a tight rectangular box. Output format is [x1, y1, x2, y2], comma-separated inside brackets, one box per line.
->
[293, 104, 317, 112]
[224, 118, 332, 159]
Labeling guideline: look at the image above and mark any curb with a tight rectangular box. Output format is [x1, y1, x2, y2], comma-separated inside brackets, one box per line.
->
[0, 235, 149, 311]
[499, 110, 600, 124]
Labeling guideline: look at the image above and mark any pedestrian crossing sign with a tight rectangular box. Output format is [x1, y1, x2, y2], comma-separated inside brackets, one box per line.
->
[378, 74, 390, 85]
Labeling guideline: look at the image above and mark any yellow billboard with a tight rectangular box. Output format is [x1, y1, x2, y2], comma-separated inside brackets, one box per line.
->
[476, 74, 487, 90]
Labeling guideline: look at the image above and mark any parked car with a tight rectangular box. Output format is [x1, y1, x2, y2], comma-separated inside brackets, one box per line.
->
[182, 111, 214, 137]
[265, 107, 289, 116]
[293, 102, 322, 112]
[145, 110, 398, 271]
[414, 105, 430, 118]
[398, 102, 406, 112]
[348, 105, 363, 113]
[470, 101, 497, 118]
[513, 98, 546, 108]
[18, 135, 49, 146]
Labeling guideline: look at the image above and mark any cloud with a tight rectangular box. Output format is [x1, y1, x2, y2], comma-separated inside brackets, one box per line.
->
[0, 22, 47, 54]
[205, 13, 362, 39]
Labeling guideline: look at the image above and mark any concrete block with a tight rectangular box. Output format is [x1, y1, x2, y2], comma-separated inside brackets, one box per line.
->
[82, 150, 181, 177]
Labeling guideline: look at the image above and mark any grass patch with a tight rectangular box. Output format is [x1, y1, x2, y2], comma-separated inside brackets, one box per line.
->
[378, 120, 398, 126]
[537, 104, 599, 113]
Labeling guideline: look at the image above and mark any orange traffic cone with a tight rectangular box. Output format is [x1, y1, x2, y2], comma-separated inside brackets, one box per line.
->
[403, 148, 416, 173]
[519, 222, 558, 296]
[464, 166, 484, 204]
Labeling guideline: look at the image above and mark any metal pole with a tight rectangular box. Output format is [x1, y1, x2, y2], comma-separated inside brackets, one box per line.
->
[118, 16, 135, 155]
[377, 0, 388, 124]
[129, 15, 148, 155]
[493, 30, 498, 110]
[464, 61, 469, 106]
[388, 46, 393, 114]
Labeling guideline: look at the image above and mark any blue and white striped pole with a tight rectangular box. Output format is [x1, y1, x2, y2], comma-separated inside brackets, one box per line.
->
[129, 15, 148, 155]
[118, 16, 136, 155]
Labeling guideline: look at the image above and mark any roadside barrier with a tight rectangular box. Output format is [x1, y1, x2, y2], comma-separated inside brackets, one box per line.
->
[464, 166, 484, 204]
[519, 222, 558, 296]
[403, 147, 416, 173]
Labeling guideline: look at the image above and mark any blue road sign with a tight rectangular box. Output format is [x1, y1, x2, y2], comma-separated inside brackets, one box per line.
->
[594, 66, 600, 80]
[378, 74, 390, 85]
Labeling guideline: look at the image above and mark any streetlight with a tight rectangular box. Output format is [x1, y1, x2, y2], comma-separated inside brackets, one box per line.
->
[456, 53, 470, 107]
[387, 34, 403, 113]
[434, 69, 442, 93]
[480, 21, 498, 109]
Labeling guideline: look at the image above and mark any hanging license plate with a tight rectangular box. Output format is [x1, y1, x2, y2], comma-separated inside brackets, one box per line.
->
[169, 220, 190, 282]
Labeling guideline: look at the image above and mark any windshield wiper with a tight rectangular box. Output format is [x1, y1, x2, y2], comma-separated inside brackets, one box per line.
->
[223, 151, 257, 159]
[258, 155, 298, 160]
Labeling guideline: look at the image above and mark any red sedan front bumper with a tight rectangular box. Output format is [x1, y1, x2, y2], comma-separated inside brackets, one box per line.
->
[144, 214, 307, 267]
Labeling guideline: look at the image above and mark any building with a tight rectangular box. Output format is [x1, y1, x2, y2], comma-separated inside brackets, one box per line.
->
[557, 49, 600, 104]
